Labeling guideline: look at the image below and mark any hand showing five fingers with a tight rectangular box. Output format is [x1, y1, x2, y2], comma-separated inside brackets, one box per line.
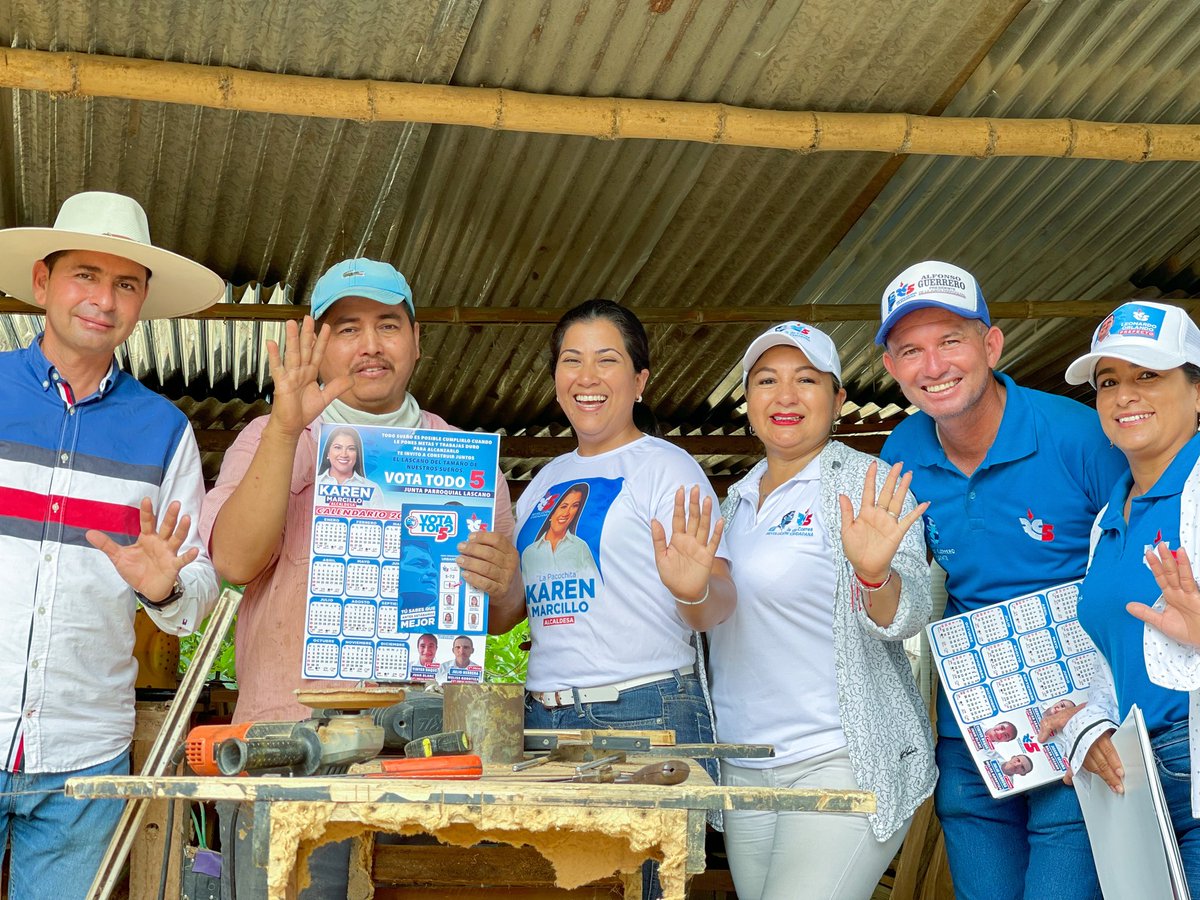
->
[838, 461, 929, 583]
[651, 485, 724, 603]
[86, 498, 199, 603]
[1130, 543, 1200, 648]
[266, 316, 354, 438]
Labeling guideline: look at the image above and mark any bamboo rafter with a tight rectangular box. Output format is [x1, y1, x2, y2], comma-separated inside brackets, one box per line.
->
[4, 47, 1200, 161]
[2, 297, 1196, 324]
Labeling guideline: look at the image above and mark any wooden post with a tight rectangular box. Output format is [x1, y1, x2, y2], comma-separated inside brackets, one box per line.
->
[443, 684, 525, 764]
[129, 702, 185, 900]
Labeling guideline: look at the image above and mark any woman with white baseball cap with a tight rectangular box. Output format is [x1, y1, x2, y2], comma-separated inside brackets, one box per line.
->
[707, 322, 935, 899]
[1046, 300, 1200, 890]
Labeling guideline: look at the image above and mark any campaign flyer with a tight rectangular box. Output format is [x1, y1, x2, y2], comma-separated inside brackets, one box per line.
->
[302, 423, 499, 684]
[927, 580, 1098, 798]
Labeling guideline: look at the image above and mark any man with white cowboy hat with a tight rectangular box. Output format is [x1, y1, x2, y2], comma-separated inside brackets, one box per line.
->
[875, 260, 1125, 900]
[0, 190, 222, 896]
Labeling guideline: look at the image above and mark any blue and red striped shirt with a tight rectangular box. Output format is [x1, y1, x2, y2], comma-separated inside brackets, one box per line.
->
[0, 337, 218, 773]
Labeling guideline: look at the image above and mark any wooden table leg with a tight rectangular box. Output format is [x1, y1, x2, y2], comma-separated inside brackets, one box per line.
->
[347, 832, 375, 900]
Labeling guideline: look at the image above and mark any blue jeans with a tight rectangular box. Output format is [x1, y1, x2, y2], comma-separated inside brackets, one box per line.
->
[524, 669, 715, 776]
[0, 750, 130, 900]
[525, 669, 714, 899]
[1152, 719, 1200, 895]
[935, 737, 1100, 900]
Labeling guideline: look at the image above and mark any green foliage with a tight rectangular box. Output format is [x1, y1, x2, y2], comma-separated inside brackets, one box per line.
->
[485, 620, 530, 684]
[177, 585, 529, 688]
[178, 612, 238, 685]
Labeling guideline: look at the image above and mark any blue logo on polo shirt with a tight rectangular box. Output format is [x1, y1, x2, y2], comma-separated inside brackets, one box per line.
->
[925, 516, 941, 549]
[1143, 529, 1180, 569]
[768, 509, 814, 537]
[1019, 508, 1055, 543]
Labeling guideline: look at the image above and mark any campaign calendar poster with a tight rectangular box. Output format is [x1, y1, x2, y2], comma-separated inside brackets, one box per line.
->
[303, 424, 499, 684]
[927, 580, 1098, 798]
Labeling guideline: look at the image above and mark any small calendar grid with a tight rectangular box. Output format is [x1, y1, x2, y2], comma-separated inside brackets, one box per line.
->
[1017, 629, 1060, 666]
[1009, 596, 1049, 633]
[348, 520, 383, 557]
[981, 641, 1021, 678]
[931, 619, 972, 657]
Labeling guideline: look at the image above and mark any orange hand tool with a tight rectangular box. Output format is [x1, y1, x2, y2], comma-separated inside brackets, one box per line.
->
[369, 754, 484, 779]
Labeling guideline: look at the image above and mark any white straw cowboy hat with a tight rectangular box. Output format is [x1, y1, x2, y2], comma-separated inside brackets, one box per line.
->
[0, 191, 225, 319]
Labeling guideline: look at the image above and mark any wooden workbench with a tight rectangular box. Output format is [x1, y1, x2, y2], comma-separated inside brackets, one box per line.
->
[67, 761, 873, 900]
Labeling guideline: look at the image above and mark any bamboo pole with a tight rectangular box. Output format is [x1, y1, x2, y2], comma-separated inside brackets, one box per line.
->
[3, 47, 1200, 161]
[2, 296, 1195, 324]
[193, 428, 895, 455]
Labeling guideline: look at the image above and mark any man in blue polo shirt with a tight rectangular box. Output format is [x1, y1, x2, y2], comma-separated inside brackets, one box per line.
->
[877, 260, 1125, 900]
[0, 191, 222, 898]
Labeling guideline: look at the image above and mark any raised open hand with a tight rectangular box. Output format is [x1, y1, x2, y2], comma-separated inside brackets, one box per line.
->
[86, 498, 198, 603]
[651, 486, 724, 603]
[1129, 543, 1200, 648]
[266, 316, 354, 437]
[838, 461, 929, 583]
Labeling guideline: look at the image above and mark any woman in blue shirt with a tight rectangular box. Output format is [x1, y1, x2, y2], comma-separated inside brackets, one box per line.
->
[1053, 300, 1200, 891]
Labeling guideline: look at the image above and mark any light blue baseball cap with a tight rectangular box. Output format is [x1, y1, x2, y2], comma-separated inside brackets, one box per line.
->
[311, 257, 415, 320]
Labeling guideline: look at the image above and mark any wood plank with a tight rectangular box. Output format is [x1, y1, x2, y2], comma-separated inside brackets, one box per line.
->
[373, 843, 617, 887]
[374, 888, 623, 899]
[688, 868, 735, 891]
[6, 297, 1194, 325]
[129, 702, 184, 900]
[295, 686, 408, 709]
[524, 729, 676, 747]
[87, 587, 243, 900]
[67, 774, 875, 815]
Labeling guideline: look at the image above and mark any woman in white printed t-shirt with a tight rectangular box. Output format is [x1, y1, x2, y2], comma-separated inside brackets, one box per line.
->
[492, 298, 736, 748]
[707, 322, 936, 900]
[490, 299, 738, 899]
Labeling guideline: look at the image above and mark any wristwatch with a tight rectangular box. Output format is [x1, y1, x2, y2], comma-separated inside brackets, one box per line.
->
[137, 580, 184, 610]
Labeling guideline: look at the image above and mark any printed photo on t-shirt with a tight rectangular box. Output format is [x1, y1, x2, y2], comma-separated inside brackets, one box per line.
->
[517, 477, 622, 624]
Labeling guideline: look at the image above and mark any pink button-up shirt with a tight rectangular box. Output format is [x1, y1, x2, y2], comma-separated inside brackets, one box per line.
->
[199, 413, 514, 723]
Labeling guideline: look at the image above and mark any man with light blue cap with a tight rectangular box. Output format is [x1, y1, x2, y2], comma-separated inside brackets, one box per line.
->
[200, 258, 519, 897]
[877, 260, 1123, 900]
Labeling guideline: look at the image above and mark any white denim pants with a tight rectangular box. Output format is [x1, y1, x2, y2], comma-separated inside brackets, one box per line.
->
[721, 746, 909, 900]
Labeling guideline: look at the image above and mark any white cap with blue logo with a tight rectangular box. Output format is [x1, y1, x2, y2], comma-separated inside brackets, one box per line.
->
[876, 260, 988, 345]
[1065, 301, 1200, 387]
[741, 321, 842, 387]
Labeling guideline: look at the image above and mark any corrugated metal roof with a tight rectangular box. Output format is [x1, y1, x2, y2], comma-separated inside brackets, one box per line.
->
[2, 0, 1199, 482]
[791, 0, 1200, 409]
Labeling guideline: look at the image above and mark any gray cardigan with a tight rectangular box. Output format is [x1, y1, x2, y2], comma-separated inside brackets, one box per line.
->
[719, 440, 937, 840]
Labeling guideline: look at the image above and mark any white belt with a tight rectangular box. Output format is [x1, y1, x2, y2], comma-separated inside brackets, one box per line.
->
[530, 665, 695, 709]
